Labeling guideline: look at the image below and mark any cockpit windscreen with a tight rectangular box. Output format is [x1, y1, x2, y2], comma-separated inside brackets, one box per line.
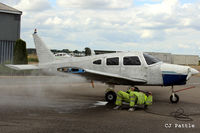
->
[143, 53, 161, 65]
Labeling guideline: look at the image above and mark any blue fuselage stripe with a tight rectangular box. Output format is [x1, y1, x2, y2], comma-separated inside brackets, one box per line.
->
[162, 74, 187, 86]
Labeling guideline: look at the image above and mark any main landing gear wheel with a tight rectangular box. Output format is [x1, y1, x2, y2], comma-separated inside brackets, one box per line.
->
[105, 91, 117, 104]
[170, 93, 179, 103]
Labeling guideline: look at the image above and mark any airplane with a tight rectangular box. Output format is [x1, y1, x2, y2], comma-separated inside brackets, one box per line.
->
[7, 29, 199, 104]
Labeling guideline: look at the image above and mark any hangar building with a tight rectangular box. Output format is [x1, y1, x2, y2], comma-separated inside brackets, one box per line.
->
[95, 50, 199, 65]
[146, 52, 199, 65]
[0, 2, 22, 64]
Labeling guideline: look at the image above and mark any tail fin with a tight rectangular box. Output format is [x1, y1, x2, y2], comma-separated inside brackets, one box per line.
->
[32, 29, 55, 64]
[91, 49, 95, 56]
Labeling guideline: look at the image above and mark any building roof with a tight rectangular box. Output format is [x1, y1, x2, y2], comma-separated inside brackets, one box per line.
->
[0, 2, 22, 15]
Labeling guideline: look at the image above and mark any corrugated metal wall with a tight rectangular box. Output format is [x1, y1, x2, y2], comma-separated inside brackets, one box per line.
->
[0, 13, 21, 41]
[0, 40, 15, 64]
[0, 11, 21, 64]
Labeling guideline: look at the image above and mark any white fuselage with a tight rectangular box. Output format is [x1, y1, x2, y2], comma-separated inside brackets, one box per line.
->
[39, 51, 199, 86]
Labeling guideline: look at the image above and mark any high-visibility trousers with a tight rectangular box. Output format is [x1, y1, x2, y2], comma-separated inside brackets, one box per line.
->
[129, 92, 137, 107]
[133, 92, 147, 105]
[145, 95, 153, 105]
[115, 91, 129, 106]
[115, 91, 136, 107]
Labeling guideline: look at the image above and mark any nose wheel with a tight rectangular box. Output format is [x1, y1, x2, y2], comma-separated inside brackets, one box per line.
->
[170, 93, 179, 103]
[170, 86, 179, 103]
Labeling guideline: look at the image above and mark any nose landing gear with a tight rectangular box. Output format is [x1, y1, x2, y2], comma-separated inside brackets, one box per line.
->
[169, 86, 195, 103]
[170, 86, 179, 103]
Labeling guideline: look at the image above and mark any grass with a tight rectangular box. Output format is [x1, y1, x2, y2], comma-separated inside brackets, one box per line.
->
[28, 54, 38, 64]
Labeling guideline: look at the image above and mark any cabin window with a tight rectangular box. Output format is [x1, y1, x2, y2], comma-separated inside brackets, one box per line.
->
[143, 53, 160, 65]
[123, 56, 141, 65]
[93, 59, 101, 65]
[106, 57, 119, 65]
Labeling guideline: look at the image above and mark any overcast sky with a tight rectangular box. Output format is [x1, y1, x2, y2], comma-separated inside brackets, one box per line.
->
[1, 0, 200, 55]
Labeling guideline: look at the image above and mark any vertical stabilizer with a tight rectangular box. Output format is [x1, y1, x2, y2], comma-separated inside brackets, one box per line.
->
[32, 29, 55, 64]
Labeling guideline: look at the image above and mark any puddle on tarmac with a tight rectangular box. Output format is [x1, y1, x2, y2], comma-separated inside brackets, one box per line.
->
[90, 101, 108, 108]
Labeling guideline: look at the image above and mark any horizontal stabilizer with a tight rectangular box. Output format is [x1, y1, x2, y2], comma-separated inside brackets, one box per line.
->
[6, 64, 40, 70]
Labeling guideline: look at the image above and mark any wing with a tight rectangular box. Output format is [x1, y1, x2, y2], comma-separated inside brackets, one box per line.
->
[57, 66, 147, 85]
[6, 64, 40, 70]
[78, 69, 147, 85]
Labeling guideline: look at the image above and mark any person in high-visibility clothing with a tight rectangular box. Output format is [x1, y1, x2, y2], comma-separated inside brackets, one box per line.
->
[113, 87, 152, 111]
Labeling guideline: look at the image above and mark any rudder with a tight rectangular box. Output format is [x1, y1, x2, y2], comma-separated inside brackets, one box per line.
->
[32, 29, 55, 64]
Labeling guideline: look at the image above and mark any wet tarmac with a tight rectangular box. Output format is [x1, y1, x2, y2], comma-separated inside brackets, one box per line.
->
[0, 76, 200, 133]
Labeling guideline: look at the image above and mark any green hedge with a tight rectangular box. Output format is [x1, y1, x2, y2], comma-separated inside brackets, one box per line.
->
[13, 39, 28, 64]
[28, 57, 39, 63]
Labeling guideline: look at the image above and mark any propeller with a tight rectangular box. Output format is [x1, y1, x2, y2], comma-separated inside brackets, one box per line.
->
[186, 68, 192, 80]
[186, 67, 199, 80]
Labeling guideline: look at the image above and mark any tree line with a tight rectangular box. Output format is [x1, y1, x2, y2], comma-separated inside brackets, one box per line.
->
[13, 39, 92, 64]
[51, 47, 91, 56]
